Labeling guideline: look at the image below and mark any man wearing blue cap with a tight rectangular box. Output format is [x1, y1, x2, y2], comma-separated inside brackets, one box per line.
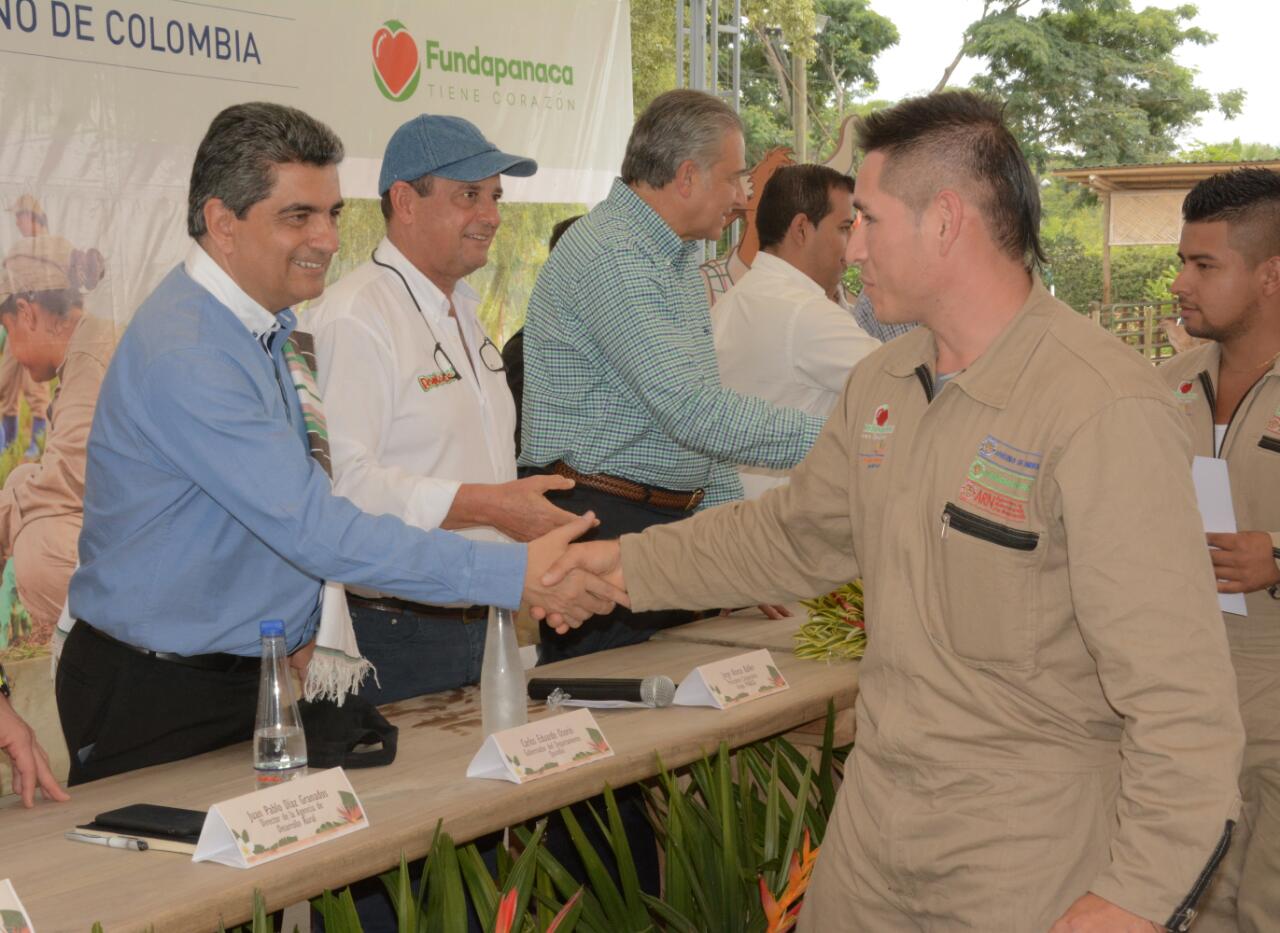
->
[309, 115, 579, 703]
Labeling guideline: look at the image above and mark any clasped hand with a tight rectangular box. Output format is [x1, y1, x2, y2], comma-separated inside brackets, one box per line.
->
[523, 515, 629, 633]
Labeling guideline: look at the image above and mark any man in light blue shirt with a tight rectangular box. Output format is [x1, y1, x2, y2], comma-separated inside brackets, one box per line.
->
[57, 102, 617, 786]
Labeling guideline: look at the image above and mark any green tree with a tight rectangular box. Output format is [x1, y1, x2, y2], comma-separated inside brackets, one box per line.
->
[738, 0, 896, 161]
[945, 0, 1245, 170]
[631, 0, 677, 116]
[1178, 139, 1280, 163]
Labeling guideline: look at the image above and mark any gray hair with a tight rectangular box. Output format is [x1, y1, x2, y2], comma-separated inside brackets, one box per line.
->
[188, 102, 344, 238]
[621, 90, 743, 188]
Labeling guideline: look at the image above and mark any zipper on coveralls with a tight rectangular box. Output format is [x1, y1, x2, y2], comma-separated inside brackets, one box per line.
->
[1165, 820, 1234, 932]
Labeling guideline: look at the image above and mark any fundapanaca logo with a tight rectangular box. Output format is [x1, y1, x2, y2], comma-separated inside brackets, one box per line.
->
[372, 20, 420, 102]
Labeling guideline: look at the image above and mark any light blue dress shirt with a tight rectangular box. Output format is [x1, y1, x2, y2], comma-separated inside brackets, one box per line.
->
[70, 260, 526, 656]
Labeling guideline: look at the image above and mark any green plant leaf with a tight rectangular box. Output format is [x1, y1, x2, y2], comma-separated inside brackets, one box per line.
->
[639, 892, 702, 933]
[457, 842, 500, 925]
[423, 828, 468, 933]
[816, 700, 837, 825]
[252, 889, 272, 933]
[556, 805, 630, 926]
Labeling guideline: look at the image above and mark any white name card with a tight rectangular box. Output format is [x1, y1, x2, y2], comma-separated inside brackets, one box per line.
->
[467, 708, 614, 784]
[673, 649, 790, 709]
[193, 767, 368, 869]
[0, 878, 35, 933]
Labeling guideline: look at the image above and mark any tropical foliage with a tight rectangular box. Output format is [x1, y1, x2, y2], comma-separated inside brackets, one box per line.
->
[196, 705, 849, 933]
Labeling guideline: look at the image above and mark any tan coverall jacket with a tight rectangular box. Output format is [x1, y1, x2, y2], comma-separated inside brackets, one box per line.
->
[622, 284, 1244, 931]
[0, 313, 116, 633]
[1160, 343, 1280, 933]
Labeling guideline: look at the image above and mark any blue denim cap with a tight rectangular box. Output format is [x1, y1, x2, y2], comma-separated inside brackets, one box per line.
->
[378, 115, 537, 195]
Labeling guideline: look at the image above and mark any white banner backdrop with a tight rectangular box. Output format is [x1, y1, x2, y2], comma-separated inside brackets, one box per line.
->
[0, 0, 633, 323]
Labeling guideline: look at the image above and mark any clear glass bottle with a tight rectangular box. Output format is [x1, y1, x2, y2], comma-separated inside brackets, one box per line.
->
[480, 606, 527, 735]
[254, 619, 308, 788]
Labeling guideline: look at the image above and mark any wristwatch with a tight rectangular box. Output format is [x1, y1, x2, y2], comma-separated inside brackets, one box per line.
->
[0, 662, 10, 699]
[1269, 549, 1280, 600]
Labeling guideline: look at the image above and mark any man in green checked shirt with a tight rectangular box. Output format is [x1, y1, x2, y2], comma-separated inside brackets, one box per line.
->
[519, 89, 824, 663]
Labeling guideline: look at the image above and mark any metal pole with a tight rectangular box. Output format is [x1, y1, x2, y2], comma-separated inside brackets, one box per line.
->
[675, 0, 685, 88]
[793, 50, 807, 161]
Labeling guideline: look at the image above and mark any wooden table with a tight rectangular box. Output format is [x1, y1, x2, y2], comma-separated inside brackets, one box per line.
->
[4, 637, 858, 932]
[653, 605, 857, 746]
[652, 603, 808, 653]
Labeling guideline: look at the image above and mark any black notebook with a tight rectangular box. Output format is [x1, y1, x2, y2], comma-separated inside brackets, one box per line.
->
[77, 803, 207, 854]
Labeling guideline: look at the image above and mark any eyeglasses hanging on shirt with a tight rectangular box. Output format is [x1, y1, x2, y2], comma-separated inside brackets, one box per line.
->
[370, 250, 507, 381]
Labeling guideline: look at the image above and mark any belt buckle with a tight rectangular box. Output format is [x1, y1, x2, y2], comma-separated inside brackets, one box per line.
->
[687, 487, 705, 510]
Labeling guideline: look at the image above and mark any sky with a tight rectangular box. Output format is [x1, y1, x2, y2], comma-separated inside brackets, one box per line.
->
[869, 0, 1279, 151]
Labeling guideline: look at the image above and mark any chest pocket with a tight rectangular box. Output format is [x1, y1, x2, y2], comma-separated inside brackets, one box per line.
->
[934, 502, 1040, 670]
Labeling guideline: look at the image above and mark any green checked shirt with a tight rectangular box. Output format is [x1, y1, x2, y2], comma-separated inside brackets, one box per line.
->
[519, 179, 823, 508]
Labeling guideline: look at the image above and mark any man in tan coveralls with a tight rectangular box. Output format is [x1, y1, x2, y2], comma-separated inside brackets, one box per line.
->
[0, 235, 115, 639]
[540, 92, 1245, 931]
[1160, 167, 1280, 933]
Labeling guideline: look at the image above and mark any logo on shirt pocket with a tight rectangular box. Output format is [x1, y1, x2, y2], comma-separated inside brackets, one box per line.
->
[958, 434, 1041, 523]
[418, 369, 460, 393]
[859, 404, 894, 469]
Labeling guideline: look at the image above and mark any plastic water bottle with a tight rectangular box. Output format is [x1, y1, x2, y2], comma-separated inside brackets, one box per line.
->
[481, 606, 527, 735]
[254, 619, 308, 788]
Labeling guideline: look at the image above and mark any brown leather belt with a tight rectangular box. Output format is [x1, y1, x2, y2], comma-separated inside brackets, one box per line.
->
[347, 594, 489, 623]
[549, 460, 704, 511]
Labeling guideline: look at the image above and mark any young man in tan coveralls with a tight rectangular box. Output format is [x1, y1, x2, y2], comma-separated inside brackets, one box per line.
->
[0, 235, 116, 639]
[539, 93, 1245, 932]
[1160, 168, 1280, 933]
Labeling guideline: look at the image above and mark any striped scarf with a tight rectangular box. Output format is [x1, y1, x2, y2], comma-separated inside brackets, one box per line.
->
[282, 330, 371, 705]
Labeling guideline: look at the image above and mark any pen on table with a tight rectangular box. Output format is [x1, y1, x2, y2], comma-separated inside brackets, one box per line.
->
[64, 830, 149, 851]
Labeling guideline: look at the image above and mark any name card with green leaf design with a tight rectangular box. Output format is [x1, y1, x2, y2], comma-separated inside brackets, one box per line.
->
[192, 768, 367, 868]
[673, 648, 789, 709]
[1, 878, 36, 933]
[467, 708, 614, 784]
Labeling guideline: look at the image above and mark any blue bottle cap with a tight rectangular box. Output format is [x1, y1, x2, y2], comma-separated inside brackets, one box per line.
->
[259, 619, 286, 637]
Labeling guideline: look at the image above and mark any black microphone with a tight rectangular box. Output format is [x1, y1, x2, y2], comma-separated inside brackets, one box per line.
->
[527, 676, 676, 708]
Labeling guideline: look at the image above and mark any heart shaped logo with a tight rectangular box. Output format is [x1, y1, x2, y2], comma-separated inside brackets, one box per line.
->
[372, 21, 420, 102]
[1179, 381, 1194, 394]
[874, 405, 889, 426]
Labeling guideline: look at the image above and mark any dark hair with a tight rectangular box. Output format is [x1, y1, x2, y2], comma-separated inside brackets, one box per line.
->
[1183, 168, 1280, 266]
[621, 90, 743, 188]
[756, 165, 854, 250]
[0, 288, 80, 319]
[188, 102, 344, 238]
[856, 91, 1045, 269]
[548, 214, 583, 251]
[379, 174, 434, 222]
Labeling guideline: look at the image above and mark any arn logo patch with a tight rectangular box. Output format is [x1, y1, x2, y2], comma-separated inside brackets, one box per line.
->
[1174, 380, 1200, 404]
[958, 434, 1042, 523]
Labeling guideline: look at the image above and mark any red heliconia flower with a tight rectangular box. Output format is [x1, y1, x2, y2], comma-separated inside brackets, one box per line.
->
[494, 888, 518, 933]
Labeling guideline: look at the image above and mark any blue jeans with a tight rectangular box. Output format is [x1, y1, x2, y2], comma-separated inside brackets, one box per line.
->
[350, 602, 487, 704]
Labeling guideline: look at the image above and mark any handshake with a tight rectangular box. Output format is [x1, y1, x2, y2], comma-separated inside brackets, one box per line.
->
[520, 512, 629, 634]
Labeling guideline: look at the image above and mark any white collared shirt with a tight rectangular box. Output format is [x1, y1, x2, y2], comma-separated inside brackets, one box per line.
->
[711, 250, 880, 498]
[306, 237, 517, 546]
[184, 241, 282, 340]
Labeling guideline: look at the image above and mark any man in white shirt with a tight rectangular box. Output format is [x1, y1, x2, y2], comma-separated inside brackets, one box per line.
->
[309, 114, 578, 703]
[712, 164, 880, 497]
